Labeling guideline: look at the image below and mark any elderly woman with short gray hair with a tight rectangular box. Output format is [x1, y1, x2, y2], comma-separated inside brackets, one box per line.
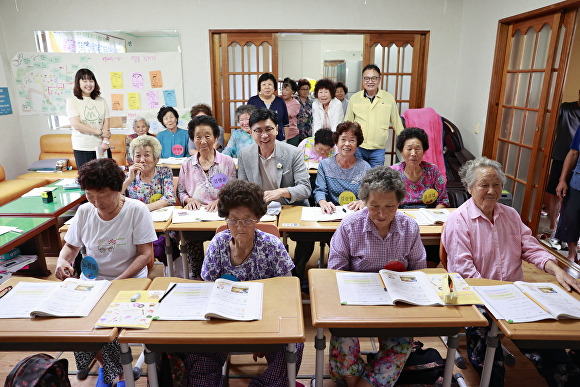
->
[122, 135, 175, 211]
[126, 117, 155, 164]
[327, 166, 426, 386]
[442, 156, 580, 386]
[222, 104, 256, 158]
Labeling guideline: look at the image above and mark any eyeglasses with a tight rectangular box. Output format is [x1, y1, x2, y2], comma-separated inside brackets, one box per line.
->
[363, 76, 380, 83]
[252, 127, 276, 135]
[226, 218, 258, 227]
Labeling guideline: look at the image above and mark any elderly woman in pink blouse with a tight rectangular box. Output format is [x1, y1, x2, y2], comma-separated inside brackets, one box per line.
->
[177, 115, 236, 278]
[442, 156, 580, 386]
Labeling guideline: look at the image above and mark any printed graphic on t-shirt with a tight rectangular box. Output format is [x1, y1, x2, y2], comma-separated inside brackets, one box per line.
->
[97, 237, 126, 254]
[83, 106, 101, 125]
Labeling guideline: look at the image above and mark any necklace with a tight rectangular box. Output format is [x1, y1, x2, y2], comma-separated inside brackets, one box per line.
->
[231, 240, 254, 266]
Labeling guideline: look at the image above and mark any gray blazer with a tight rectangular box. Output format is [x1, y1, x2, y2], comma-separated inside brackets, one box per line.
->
[238, 141, 311, 205]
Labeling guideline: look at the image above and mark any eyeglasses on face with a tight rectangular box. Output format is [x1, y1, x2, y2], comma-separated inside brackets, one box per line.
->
[252, 126, 276, 135]
[226, 218, 258, 227]
[363, 76, 380, 82]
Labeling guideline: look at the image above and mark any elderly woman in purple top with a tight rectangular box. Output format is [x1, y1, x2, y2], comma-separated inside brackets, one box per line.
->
[328, 166, 426, 387]
[184, 179, 303, 386]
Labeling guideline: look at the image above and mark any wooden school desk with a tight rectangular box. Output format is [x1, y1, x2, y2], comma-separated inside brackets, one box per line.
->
[118, 276, 305, 387]
[308, 269, 488, 387]
[0, 181, 86, 254]
[0, 277, 150, 352]
[278, 206, 448, 267]
[467, 278, 580, 387]
[0, 216, 56, 277]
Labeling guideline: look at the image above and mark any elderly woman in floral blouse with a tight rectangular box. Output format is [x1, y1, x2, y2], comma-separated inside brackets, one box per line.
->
[122, 135, 175, 210]
[296, 78, 313, 141]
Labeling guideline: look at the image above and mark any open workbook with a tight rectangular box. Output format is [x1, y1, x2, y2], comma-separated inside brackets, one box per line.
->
[473, 282, 580, 323]
[398, 208, 451, 226]
[336, 270, 481, 306]
[155, 279, 264, 321]
[0, 278, 111, 318]
[301, 206, 355, 222]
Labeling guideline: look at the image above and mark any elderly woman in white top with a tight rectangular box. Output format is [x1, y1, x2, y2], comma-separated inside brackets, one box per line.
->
[312, 78, 344, 135]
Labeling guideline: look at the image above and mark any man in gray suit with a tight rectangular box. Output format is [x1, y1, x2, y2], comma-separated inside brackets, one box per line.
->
[238, 108, 313, 278]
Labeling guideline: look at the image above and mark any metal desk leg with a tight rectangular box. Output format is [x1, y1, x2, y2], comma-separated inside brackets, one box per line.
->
[164, 231, 174, 277]
[315, 328, 326, 386]
[318, 242, 325, 268]
[179, 231, 189, 278]
[443, 334, 459, 387]
[480, 322, 499, 387]
[286, 343, 297, 386]
[119, 343, 135, 387]
[144, 346, 158, 387]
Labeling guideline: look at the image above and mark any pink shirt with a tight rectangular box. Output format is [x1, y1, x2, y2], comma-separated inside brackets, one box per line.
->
[285, 98, 300, 140]
[442, 199, 555, 281]
[176, 151, 236, 205]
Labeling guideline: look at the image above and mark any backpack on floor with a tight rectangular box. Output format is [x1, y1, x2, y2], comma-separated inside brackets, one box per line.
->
[395, 342, 446, 386]
[4, 353, 71, 387]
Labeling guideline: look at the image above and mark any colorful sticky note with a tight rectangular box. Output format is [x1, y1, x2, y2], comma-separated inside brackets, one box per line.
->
[131, 72, 144, 89]
[146, 91, 159, 109]
[111, 94, 124, 111]
[128, 93, 141, 110]
[110, 72, 124, 89]
[149, 70, 163, 88]
[163, 89, 176, 107]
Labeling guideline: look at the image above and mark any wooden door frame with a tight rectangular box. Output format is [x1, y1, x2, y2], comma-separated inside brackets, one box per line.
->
[209, 29, 430, 133]
[482, 0, 580, 229]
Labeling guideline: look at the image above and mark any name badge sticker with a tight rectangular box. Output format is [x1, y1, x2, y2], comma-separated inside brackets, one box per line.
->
[211, 173, 229, 189]
[81, 256, 99, 279]
[338, 191, 356, 205]
[422, 188, 439, 204]
[171, 144, 184, 156]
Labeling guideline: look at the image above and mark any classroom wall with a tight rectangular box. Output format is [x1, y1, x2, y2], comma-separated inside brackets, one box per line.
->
[0, 16, 26, 178]
[0, 0, 565, 177]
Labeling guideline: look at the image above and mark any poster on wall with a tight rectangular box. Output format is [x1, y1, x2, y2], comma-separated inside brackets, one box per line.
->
[0, 87, 13, 115]
[10, 52, 183, 116]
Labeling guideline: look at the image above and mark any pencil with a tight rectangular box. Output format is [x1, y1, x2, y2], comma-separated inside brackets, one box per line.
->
[522, 291, 549, 313]
[379, 274, 387, 292]
[159, 283, 177, 303]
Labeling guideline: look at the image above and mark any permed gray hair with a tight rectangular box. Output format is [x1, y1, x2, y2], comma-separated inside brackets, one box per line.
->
[130, 135, 162, 160]
[459, 156, 507, 190]
[358, 166, 406, 203]
[235, 104, 256, 123]
[132, 117, 150, 129]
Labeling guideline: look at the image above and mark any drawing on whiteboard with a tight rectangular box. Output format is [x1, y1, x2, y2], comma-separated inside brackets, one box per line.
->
[110, 72, 124, 89]
[128, 92, 141, 110]
[111, 94, 124, 111]
[131, 72, 144, 89]
[149, 70, 163, 88]
[146, 91, 159, 109]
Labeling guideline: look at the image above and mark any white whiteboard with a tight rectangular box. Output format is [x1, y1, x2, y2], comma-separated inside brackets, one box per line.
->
[10, 52, 183, 116]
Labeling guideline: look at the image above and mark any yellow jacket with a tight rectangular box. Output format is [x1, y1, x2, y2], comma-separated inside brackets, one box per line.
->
[345, 89, 404, 149]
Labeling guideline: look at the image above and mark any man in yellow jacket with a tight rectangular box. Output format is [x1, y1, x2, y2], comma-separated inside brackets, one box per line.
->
[345, 64, 404, 167]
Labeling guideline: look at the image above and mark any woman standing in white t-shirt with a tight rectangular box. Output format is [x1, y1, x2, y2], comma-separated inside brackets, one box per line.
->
[66, 69, 111, 169]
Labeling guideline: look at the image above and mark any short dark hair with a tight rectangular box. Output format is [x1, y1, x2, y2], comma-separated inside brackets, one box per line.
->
[218, 179, 267, 219]
[235, 104, 256, 123]
[314, 128, 334, 147]
[73, 68, 100, 100]
[333, 121, 364, 146]
[282, 77, 298, 93]
[396, 127, 430, 152]
[77, 158, 124, 192]
[314, 78, 336, 99]
[297, 78, 311, 91]
[358, 166, 406, 203]
[188, 115, 220, 141]
[257, 73, 277, 92]
[362, 64, 381, 75]
[157, 106, 180, 127]
[249, 108, 278, 128]
[335, 81, 348, 94]
[190, 103, 213, 118]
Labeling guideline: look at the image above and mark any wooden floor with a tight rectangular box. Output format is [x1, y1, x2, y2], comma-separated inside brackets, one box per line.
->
[2, 240, 579, 386]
